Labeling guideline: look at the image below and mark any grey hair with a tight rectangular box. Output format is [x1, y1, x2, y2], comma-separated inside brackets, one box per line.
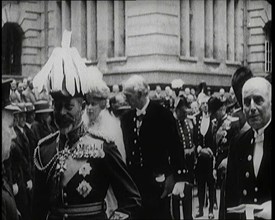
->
[123, 75, 149, 96]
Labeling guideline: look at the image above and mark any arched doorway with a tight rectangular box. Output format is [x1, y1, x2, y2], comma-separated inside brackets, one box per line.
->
[2, 22, 24, 76]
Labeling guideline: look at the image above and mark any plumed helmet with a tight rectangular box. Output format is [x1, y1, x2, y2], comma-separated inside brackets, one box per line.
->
[33, 30, 98, 100]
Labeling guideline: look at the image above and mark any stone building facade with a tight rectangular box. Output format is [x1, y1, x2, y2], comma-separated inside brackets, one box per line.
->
[2, 0, 272, 88]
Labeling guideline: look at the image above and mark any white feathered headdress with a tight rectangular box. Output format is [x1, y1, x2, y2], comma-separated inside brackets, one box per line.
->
[33, 30, 98, 97]
[171, 79, 184, 89]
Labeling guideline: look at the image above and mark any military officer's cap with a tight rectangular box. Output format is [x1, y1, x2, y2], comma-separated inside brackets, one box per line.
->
[208, 96, 225, 114]
[231, 66, 253, 108]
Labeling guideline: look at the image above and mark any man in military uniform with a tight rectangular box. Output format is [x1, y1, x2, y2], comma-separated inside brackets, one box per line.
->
[121, 75, 188, 219]
[173, 96, 195, 219]
[208, 97, 240, 220]
[225, 77, 271, 220]
[2, 79, 21, 220]
[32, 31, 141, 220]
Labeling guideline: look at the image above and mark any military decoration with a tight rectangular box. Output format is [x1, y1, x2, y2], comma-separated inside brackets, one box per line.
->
[72, 143, 105, 159]
[55, 147, 71, 178]
[79, 162, 92, 177]
[76, 180, 92, 198]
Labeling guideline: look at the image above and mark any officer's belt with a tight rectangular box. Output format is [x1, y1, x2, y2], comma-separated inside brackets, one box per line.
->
[50, 202, 106, 217]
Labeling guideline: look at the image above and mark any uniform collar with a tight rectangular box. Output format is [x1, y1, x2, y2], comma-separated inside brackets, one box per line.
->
[136, 97, 150, 116]
[66, 122, 85, 146]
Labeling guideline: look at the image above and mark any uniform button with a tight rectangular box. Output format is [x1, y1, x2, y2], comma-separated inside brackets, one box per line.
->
[178, 170, 181, 174]
[134, 128, 137, 132]
[245, 172, 249, 178]
[254, 198, 257, 203]
[129, 161, 132, 165]
[64, 213, 68, 219]
[183, 169, 186, 174]
[255, 187, 258, 192]
[134, 139, 137, 144]
[132, 151, 135, 155]
[243, 189, 247, 196]
[133, 117, 136, 122]
[64, 202, 68, 206]
[251, 139, 253, 144]
[63, 192, 67, 198]
[140, 163, 143, 167]
[247, 155, 252, 161]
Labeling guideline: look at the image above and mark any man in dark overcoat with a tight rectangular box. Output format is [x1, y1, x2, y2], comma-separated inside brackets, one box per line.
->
[121, 75, 189, 219]
[2, 79, 21, 220]
[11, 104, 33, 220]
[225, 77, 271, 220]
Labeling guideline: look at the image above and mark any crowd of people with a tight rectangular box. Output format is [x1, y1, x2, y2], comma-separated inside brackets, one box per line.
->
[2, 32, 271, 220]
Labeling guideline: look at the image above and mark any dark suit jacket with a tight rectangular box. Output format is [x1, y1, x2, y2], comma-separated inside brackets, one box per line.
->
[31, 120, 55, 143]
[121, 101, 186, 209]
[2, 177, 20, 220]
[225, 123, 271, 219]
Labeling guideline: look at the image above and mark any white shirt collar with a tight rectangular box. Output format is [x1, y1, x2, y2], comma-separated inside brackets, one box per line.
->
[26, 123, 32, 129]
[202, 112, 209, 118]
[136, 97, 150, 116]
[253, 118, 271, 137]
[17, 125, 24, 134]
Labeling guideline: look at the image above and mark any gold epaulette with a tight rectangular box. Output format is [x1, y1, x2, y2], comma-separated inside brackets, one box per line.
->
[37, 131, 60, 147]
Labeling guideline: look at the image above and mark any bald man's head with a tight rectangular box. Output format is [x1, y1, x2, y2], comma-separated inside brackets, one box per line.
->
[242, 77, 271, 130]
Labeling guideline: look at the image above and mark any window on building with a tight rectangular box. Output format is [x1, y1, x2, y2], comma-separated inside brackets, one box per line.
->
[2, 22, 23, 76]
[264, 21, 272, 73]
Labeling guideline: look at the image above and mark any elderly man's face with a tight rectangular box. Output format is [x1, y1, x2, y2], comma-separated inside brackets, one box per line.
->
[123, 88, 139, 109]
[200, 100, 208, 113]
[242, 79, 271, 130]
[53, 97, 84, 134]
[2, 110, 16, 162]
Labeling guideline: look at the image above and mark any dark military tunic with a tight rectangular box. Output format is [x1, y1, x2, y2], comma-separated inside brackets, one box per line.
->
[225, 123, 271, 220]
[33, 123, 141, 220]
[213, 114, 240, 219]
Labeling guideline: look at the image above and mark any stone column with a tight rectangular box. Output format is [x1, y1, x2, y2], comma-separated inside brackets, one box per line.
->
[227, 0, 235, 61]
[71, 1, 86, 58]
[62, 0, 71, 33]
[86, 0, 97, 61]
[114, 1, 125, 57]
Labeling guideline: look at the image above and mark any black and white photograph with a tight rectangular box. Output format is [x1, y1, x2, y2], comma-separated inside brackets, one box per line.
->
[2, 1, 272, 219]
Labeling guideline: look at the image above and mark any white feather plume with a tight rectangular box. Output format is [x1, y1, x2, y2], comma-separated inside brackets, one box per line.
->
[32, 30, 94, 96]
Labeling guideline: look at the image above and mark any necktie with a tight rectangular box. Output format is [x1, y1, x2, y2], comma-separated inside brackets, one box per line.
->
[253, 132, 264, 177]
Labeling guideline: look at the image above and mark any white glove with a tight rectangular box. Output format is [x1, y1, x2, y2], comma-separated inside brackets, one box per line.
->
[172, 182, 186, 198]
[254, 200, 271, 219]
[213, 169, 217, 180]
[26, 180, 33, 190]
[218, 158, 228, 170]
[13, 183, 19, 195]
